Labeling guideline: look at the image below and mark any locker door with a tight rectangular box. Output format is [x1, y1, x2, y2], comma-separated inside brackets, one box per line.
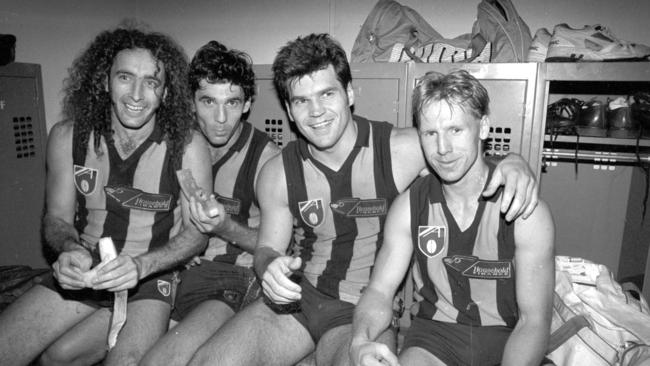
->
[0, 63, 48, 267]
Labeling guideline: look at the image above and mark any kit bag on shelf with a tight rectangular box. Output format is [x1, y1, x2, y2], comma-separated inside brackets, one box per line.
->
[351, 0, 443, 63]
[351, 0, 490, 64]
[547, 256, 650, 366]
[469, 0, 532, 62]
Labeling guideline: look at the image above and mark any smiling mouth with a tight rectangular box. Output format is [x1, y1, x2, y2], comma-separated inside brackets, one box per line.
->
[125, 103, 145, 112]
[311, 120, 332, 129]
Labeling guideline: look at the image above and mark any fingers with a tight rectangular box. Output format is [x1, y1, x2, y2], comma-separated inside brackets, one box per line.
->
[503, 172, 538, 222]
[261, 257, 302, 304]
[92, 256, 139, 291]
[520, 178, 539, 219]
[352, 342, 400, 366]
[481, 169, 501, 198]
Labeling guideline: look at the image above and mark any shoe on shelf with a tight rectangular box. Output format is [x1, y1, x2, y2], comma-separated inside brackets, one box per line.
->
[607, 96, 639, 139]
[632, 92, 650, 139]
[577, 99, 608, 137]
[546, 98, 582, 135]
[546, 23, 650, 62]
[527, 27, 552, 62]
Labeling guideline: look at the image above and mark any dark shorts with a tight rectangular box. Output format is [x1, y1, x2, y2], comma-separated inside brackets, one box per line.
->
[171, 261, 261, 321]
[39, 268, 179, 308]
[403, 316, 512, 366]
[265, 278, 356, 343]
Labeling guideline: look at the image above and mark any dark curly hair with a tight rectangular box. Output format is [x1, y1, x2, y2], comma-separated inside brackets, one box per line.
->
[272, 33, 351, 106]
[62, 25, 193, 170]
[189, 40, 256, 103]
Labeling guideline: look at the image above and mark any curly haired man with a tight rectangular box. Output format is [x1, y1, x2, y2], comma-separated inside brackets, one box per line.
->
[0, 25, 212, 366]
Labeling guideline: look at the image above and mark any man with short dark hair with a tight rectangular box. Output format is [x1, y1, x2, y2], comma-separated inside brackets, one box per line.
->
[141, 40, 280, 366]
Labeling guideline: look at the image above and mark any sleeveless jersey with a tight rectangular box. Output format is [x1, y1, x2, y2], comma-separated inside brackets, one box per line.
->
[282, 116, 399, 304]
[72, 125, 182, 258]
[203, 121, 275, 267]
[409, 164, 518, 328]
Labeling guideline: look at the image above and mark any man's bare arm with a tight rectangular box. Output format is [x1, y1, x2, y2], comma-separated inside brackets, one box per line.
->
[189, 142, 281, 254]
[501, 199, 555, 366]
[350, 191, 413, 366]
[136, 131, 212, 278]
[253, 154, 301, 304]
[43, 120, 94, 289]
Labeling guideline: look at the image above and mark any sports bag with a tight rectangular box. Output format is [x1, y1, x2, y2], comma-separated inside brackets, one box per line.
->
[547, 256, 650, 366]
[469, 0, 532, 62]
[351, 0, 443, 63]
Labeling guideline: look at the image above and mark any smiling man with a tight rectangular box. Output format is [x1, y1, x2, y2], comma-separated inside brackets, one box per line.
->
[188, 33, 540, 366]
[0, 26, 212, 366]
[350, 70, 554, 366]
[141, 40, 279, 366]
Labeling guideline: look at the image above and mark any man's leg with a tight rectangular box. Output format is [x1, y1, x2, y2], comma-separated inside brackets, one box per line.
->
[0, 284, 96, 365]
[317, 325, 396, 366]
[39, 307, 111, 366]
[140, 300, 234, 366]
[399, 346, 446, 366]
[188, 298, 315, 366]
[104, 299, 171, 366]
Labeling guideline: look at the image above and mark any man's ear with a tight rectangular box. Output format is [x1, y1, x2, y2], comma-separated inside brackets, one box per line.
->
[346, 82, 355, 107]
[284, 101, 294, 122]
[243, 99, 251, 114]
[162, 87, 168, 102]
[104, 76, 109, 92]
[479, 115, 490, 140]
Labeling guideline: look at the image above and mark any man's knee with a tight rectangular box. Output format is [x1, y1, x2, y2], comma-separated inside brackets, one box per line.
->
[40, 341, 106, 366]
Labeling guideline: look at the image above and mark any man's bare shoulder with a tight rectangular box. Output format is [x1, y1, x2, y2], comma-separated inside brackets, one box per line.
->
[260, 152, 285, 180]
[389, 125, 418, 143]
[49, 120, 75, 138]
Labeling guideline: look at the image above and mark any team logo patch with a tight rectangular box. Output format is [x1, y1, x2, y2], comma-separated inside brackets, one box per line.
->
[418, 226, 447, 258]
[104, 186, 172, 212]
[157, 279, 172, 297]
[216, 196, 241, 215]
[73, 165, 98, 196]
[330, 198, 388, 217]
[298, 199, 324, 228]
[444, 255, 512, 279]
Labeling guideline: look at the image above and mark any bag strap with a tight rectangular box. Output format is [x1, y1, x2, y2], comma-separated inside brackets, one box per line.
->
[549, 292, 620, 363]
[547, 314, 591, 353]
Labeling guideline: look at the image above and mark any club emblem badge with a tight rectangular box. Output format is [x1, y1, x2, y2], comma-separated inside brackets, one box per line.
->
[418, 226, 446, 258]
[157, 280, 171, 297]
[299, 199, 325, 228]
[73, 165, 98, 196]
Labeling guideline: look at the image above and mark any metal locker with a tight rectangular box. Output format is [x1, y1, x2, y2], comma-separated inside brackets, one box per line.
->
[0, 62, 48, 268]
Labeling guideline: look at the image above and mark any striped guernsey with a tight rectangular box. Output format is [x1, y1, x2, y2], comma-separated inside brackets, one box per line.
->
[282, 116, 399, 304]
[408, 164, 519, 328]
[204, 121, 275, 267]
[72, 124, 182, 259]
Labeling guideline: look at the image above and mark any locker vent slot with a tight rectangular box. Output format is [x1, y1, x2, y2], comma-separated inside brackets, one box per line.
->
[485, 126, 511, 156]
[264, 118, 285, 147]
[13, 116, 36, 159]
